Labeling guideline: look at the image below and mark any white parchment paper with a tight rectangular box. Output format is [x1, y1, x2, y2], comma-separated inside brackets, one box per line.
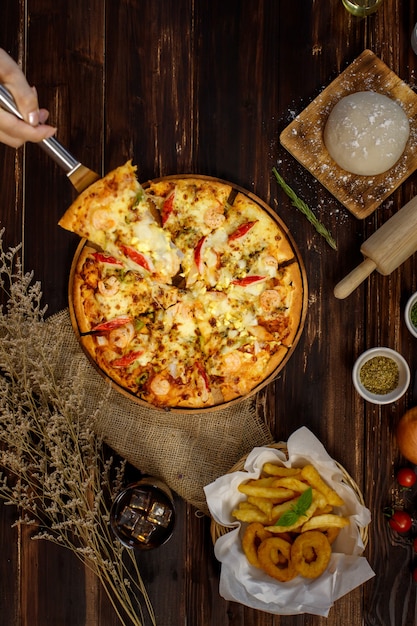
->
[204, 426, 375, 617]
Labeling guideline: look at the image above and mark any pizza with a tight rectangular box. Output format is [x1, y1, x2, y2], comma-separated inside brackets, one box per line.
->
[59, 161, 306, 410]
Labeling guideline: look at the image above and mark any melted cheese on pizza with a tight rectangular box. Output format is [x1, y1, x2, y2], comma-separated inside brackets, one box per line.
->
[59, 161, 182, 283]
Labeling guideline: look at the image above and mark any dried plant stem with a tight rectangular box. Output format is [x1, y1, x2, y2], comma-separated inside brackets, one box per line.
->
[0, 231, 156, 626]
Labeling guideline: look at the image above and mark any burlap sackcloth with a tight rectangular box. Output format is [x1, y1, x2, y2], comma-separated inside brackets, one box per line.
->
[47, 309, 274, 514]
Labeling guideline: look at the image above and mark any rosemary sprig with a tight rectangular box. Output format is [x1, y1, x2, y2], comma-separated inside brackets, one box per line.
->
[272, 167, 337, 250]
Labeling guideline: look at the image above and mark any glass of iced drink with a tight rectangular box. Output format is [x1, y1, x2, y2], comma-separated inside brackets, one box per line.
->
[110, 477, 175, 550]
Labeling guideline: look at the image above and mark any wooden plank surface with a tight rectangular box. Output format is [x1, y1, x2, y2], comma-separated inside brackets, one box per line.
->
[1, 1, 417, 625]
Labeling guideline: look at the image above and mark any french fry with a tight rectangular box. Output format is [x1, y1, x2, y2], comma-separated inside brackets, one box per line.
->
[246, 476, 277, 487]
[300, 464, 345, 507]
[312, 504, 333, 516]
[237, 501, 260, 511]
[310, 490, 328, 511]
[247, 496, 274, 518]
[232, 506, 269, 524]
[262, 463, 301, 477]
[265, 500, 318, 534]
[300, 513, 349, 533]
[238, 483, 295, 501]
[271, 497, 299, 519]
[272, 477, 312, 493]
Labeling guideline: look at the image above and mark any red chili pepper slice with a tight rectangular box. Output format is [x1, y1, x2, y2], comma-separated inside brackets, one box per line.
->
[196, 361, 210, 390]
[231, 275, 265, 286]
[92, 252, 123, 266]
[194, 236, 206, 272]
[228, 221, 257, 241]
[161, 192, 175, 225]
[112, 350, 143, 367]
[91, 316, 133, 333]
[120, 245, 152, 272]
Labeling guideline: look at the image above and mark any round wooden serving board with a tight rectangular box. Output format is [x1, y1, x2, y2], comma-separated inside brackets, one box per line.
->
[68, 174, 308, 414]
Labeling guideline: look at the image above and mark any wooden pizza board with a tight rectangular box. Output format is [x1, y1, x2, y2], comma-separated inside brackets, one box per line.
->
[68, 175, 308, 414]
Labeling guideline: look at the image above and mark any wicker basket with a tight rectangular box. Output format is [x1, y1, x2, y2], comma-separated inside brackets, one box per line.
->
[210, 442, 369, 548]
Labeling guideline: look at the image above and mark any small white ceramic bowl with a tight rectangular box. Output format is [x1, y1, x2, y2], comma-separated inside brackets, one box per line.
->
[405, 292, 417, 339]
[352, 347, 410, 405]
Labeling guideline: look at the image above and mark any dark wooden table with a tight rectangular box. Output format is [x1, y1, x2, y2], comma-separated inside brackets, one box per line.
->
[2, 1, 417, 624]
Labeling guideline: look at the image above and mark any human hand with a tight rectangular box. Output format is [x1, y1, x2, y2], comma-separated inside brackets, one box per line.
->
[0, 49, 56, 148]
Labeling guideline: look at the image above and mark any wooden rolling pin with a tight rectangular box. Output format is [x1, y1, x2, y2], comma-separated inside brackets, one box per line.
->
[334, 195, 417, 299]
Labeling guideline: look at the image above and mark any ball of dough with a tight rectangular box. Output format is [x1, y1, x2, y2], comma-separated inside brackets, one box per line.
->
[323, 91, 410, 176]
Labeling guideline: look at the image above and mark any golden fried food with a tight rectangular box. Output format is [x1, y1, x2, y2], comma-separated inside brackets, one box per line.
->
[232, 504, 269, 524]
[300, 513, 349, 533]
[300, 465, 345, 507]
[290, 530, 332, 579]
[233, 459, 350, 584]
[262, 463, 301, 477]
[321, 527, 341, 545]
[242, 522, 272, 568]
[257, 537, 298, 582]
[270, 497, 299, 520]
[247, 496, 274, 518]
[238, 483, 295, 501]
[272, 477, 312, 493]
[265, 498, 319, 534]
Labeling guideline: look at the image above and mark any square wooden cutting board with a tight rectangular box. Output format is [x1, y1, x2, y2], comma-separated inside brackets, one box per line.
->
[280, 49, 417, 219]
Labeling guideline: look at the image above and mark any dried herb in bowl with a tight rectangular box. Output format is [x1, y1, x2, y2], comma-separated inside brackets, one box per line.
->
[359, 356, 399, 395]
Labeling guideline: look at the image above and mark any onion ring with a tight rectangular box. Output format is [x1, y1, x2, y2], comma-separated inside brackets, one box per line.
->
[290, 530, 332, 579]
[242, 522, 272, 568]
[257, 537, 297, 582]
[321, 526, 341, 545]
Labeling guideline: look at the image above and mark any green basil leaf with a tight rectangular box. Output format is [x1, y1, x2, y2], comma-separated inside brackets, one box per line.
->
[274, 509, 299, 527]
[295, 486, 313, 515]
[275, 487, 313, 527]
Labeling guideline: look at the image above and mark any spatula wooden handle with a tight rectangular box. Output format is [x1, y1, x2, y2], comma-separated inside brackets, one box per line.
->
[334, 257, 377, 299]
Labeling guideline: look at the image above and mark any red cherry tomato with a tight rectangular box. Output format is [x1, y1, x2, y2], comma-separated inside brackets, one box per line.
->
[388, 510, 413, 533]
[397, 468, 417, 488]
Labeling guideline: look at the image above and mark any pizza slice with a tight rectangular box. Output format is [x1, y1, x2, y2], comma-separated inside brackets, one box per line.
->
[59, 161, 182, 284]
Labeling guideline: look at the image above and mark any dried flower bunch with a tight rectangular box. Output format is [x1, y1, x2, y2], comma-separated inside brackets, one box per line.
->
[0, 230, 155, 626]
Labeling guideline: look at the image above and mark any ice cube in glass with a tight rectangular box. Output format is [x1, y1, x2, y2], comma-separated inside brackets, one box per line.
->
[129, 488, 151, 511]
[131, 517, 156, 544]
[117, 505, 140, 532]
[148, 500, 173, 527]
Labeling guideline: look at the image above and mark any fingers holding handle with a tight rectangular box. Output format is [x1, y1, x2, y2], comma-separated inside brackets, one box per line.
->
[0, 49, 56, 147]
